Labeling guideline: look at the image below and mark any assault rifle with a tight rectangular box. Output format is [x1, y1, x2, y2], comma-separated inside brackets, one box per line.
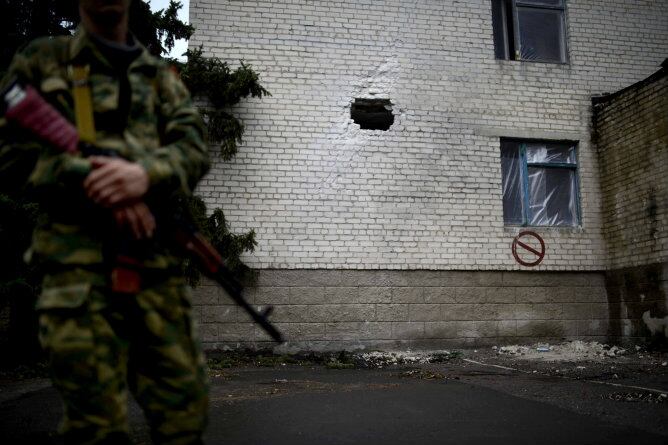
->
[2, 80, 283, 343]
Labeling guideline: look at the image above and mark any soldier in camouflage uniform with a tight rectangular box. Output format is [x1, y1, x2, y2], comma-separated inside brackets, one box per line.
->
[0, 1, 210, 444]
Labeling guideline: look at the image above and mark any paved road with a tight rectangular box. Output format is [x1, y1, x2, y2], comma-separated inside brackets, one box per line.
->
[1, 360, 667, 444]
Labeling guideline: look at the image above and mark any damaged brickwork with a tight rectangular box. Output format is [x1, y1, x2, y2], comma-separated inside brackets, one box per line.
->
[593, 63, 668, 342]
[185, 0, 668, 350]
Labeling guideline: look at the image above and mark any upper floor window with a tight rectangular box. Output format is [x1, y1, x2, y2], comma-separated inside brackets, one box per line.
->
[492, 0, 568, 63]
[501, 139, 580, 227]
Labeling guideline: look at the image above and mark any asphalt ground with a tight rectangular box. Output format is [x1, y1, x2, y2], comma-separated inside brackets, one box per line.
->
[1, 350, 667, 445]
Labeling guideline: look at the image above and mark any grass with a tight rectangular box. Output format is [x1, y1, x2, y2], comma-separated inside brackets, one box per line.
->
[207, 350, 318, 370]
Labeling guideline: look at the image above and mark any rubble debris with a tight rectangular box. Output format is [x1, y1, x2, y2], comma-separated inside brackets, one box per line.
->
[497, 345, 530, 355]
[495, 341, 628, 361]
[321, 350, 460, 370]
[605, 392, 667, 404]
[354, 350, 459, 369]
[206, 349, 463, 372]
[605, 346, 626, 358]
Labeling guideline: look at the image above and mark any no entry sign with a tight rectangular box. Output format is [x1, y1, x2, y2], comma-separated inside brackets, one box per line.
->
[512, 231, 545, 267]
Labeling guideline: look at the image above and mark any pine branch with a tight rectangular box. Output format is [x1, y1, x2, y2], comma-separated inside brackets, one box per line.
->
[180, 47, 270, 158]
[183, 197, 258, 286]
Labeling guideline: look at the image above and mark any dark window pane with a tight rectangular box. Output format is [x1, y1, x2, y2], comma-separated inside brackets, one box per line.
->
[501, 142, 524, 225]
[525, 142, 576, 164]
[517, 7, 565, 62]
[517, 0, 563, 7]
[527, 167, 578, 226]
[492, 0, 509, 59]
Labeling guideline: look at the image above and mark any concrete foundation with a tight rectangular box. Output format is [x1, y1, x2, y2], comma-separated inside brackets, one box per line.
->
[193, 269, 617, 351]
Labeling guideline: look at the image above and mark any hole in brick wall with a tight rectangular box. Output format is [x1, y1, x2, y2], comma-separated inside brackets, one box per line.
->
[351, 98, 394, 130]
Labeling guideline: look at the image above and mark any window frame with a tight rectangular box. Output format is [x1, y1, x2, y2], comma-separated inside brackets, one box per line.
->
[492, 0, 569, 64]
[502, 139, 582, 228]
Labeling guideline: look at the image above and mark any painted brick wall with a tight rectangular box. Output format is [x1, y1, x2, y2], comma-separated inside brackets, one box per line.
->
[189, 0, 668, 272]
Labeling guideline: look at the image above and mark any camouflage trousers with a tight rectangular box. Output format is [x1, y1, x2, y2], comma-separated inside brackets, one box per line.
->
[37, 267, 209, 445]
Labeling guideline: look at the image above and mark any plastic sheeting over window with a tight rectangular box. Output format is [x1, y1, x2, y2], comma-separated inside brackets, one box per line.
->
[517, 7, 566, 62]
[527, 167, 578, 226]
[501, 139, 579, 227]
[525, 143, 576, 164]
[501, 143, 525, 225]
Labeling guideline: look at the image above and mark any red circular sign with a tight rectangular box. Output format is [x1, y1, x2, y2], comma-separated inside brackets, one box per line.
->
[512, 231, 546, 267]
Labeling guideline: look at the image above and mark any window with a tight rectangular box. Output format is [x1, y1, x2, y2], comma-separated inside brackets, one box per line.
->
[492, 0, 568, 63]
[500, 139, 580, 227]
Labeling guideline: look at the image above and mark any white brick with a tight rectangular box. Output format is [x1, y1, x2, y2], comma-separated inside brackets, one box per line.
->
[191, 0, 668, 271]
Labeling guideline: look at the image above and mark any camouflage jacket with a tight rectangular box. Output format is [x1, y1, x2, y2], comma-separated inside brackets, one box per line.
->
[0, 27, 210, 269]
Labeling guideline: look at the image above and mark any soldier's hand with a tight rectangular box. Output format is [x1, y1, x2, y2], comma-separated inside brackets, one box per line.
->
[113, 202, 156, 239]
[84, 157, 149, 207]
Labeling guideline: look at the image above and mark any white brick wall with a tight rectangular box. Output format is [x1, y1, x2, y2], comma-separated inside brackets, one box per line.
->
[190, 0, 668, 271]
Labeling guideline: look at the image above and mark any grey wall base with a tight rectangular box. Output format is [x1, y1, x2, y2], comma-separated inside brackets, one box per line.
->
[191, 269, 641, 352]
[605, 262, 668, 343]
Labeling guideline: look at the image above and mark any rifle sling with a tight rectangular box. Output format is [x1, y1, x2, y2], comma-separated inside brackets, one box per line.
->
[69, 64, 144, 293]
[69, 65, 96, 144]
